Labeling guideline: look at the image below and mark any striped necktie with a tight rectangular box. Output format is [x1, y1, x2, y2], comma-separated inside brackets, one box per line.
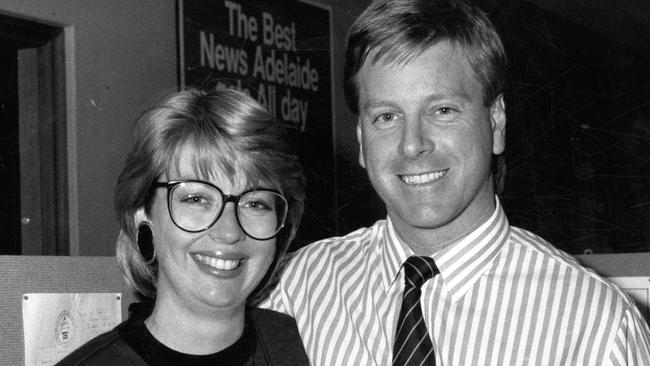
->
[393, 256, 439, 366]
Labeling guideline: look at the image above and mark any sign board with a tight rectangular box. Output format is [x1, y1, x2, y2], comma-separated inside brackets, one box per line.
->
[178, 0, 335, 246]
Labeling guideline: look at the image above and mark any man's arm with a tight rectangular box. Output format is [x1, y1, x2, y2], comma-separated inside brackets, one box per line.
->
[608, 307, 650, 365]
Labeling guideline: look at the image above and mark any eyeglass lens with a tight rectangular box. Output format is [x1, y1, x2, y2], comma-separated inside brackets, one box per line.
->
[169, 181, 287, 239]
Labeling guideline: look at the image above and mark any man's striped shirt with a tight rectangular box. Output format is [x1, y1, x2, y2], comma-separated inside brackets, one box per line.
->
[259, 199, 650, 365]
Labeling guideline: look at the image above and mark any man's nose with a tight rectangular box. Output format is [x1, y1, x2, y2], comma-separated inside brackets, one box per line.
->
[400, 116, 435, 159]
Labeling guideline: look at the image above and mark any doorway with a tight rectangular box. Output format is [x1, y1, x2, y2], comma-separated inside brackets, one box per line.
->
[0, 13, 67, 255]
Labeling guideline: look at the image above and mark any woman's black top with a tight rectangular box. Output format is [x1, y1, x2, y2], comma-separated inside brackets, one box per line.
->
[56, 303, 309, 365]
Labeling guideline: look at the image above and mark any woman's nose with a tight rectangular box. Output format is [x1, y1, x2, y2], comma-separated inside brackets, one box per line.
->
[207, 203, 245, 244]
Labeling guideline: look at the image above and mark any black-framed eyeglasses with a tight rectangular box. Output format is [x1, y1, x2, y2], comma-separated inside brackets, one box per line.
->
[151, 180, 288, 240]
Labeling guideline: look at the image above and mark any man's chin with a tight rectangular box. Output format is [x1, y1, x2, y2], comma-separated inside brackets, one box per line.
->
[388, 209, 453, 231]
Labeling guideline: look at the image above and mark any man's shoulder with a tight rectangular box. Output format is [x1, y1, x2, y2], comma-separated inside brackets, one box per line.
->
[277, 220, 386, 277]
[509, 225, 578, 263]
[293, 220, 385, 259]
[508, 225, 637, 307]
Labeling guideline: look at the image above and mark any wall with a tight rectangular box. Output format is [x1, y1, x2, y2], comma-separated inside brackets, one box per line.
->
[0, 0, 371, 256]
[0, 0, 177, 255]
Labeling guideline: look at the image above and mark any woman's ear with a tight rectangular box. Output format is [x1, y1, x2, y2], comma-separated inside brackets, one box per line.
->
[134, 207, 148, 226]
[134, 207, 155, 264]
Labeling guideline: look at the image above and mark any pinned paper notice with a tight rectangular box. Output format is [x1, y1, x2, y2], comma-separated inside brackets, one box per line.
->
[22, 293, 122, 366]
[609, 277, 650, 324]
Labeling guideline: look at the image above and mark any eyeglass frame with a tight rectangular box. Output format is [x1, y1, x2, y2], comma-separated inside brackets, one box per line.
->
[150, 179, 289, 240]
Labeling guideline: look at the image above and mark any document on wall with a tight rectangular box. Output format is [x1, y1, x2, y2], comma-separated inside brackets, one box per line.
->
[608, 276, 650, 324]
[22, 293, 122, 366]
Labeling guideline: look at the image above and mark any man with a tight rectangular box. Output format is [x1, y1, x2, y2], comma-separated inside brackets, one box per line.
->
[258, 0, 650, 364]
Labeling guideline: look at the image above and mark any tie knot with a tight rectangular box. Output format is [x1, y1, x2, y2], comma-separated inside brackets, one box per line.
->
[403, 256, 438, 288]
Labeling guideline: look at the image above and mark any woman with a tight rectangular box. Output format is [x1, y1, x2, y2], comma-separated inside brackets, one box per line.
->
[58, 87, 308, 365]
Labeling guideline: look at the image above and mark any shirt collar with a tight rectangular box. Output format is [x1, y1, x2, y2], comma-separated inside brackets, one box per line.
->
[379, 196, 510, 302]
[379, 215, 411, 290]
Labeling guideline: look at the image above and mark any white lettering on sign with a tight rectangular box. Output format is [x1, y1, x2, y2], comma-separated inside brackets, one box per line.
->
[190, 0, 330, 131]
[262, 12, 297, 52]
[252, 47, 319, 91]
[200, 31, 248, 76]
[224, 0, 258, 42]
[281, 88, 308, 130]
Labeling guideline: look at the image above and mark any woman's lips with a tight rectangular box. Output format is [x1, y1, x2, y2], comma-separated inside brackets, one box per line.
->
[193, 253, 242, 270]
[191, 252, 246, 278]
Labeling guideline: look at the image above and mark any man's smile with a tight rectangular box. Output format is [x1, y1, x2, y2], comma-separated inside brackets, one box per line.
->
[399, 169, 448, 185]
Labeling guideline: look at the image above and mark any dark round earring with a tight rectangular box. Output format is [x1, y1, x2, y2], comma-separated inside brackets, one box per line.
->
[137, 223, 155, 264]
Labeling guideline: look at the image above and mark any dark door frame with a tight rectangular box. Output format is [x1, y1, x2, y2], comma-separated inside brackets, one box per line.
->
[0, 12, 68, 255]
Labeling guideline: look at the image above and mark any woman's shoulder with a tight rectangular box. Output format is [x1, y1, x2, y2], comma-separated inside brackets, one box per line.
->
[249, 307, 298, 328]
[248, 308, 309, 365]
[55, 325, 145, 366]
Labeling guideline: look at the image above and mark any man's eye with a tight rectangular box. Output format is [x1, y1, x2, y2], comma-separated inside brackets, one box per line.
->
[434, 107, 458, 118]
[372, 112, 399, 127]
[378, 113, 394, 121]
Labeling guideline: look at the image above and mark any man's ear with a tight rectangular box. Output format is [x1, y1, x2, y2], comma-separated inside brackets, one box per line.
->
[490, 94, 506, 155]
[356, 121, 366, 168]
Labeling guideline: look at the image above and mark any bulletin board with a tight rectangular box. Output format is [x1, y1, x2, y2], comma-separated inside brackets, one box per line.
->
[177, 0, 335, 247]
[0, 255, 136, 365]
